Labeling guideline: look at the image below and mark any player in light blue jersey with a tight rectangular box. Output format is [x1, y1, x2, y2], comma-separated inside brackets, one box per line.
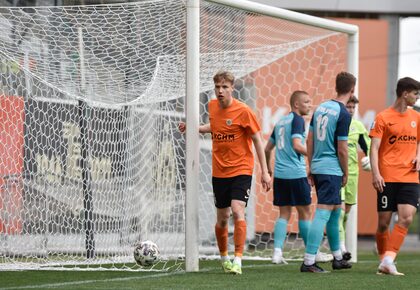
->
[265, 91, 311, 264]
[301, 72, 355, 273]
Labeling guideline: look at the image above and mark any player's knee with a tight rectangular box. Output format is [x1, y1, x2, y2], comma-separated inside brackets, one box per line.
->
[377, 221, 390, 232]
[232, 210, 245, 221]
[217, 219, 229, 228]
[398, 216, 413, 228]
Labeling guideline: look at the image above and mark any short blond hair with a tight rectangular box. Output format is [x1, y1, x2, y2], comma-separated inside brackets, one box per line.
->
[290, 90, 309, 108]
[213, 70, 235, 85]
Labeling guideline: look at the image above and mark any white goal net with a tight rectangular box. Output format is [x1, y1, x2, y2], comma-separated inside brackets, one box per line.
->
[0, 0, 355, 270]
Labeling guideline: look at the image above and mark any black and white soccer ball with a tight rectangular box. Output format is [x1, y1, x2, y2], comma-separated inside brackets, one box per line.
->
[134, 240, 160, 266]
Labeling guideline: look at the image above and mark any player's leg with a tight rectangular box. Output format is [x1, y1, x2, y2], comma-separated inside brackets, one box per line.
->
[294, 177, 312, 247]
[272, 178, 292, 264]
[229, 175, 252, 274]
[272, 206, 291, 264]
[296, 205, 311, 246]
[379, 183, 418, 275]
[340, 175, 357, 260]
[302, 174, 334, 273]
[216, 208, 233, 272]
[338, 188, 347, 253]
[375, 183, 395, 262]
[321, 175, 351, 270]
[212, 176, 233, 272]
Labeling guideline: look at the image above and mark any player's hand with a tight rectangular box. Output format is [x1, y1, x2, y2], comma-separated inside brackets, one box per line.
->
[307, 173, 314, 187]
[341, 174, 348, 187]
[372, 173, 385, 193]
[412, 156, 420, 171]
[261, 172, 271, 192]
[178, 122, 186, 133]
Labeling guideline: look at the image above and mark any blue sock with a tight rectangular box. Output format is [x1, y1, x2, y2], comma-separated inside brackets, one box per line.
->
[273, 218, 288, 249]
[298, 220, 311, 246]
[305, 209, 331, 255]
[326, 208, 342, 252]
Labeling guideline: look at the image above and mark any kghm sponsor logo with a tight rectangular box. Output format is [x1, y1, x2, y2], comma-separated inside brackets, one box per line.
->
[212, 132, 235, 141]
[388, 135, 416, 144]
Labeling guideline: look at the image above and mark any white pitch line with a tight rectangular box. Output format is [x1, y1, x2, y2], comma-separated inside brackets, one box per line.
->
[0, 271, 187, 290]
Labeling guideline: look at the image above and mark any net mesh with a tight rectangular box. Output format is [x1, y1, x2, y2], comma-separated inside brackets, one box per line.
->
[0, 0, 347, 270]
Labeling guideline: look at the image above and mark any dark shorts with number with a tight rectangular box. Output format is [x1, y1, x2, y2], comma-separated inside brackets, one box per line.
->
[273, 177, 311, 206]
[212, 175, 252, 209]
[377, 182, 419, 212]
[313, 174, 342, 205]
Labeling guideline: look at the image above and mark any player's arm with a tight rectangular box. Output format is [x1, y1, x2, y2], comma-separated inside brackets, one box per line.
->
[291, 114, 307, 155]
[414, 114, 420, 171]
[306, 115, 314, 167]
[178, 122, 211, 134]
[264, 139, 275, 177]
[252, 132, 272, 191]
[199, 123, 211, 133]
[336, 108, 351, 187]
[370, 137, 385, 192]
[292, 138, 307, 155]
[337, 140, 349, 186]
[306, 130, 314, 186]
[413, 141, 420, 171]
[358, 133, 369, 156]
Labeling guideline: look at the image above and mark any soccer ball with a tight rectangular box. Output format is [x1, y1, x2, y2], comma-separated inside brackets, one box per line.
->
[134, 240, 160, 266]
[361, 156, 371, 171]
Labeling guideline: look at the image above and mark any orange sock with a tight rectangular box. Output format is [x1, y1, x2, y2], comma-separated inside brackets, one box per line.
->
[384, 224, 408, 261]
[376, 230, 390, 261]
[233, 220, 247, 257]
[215, 224, 229, 256]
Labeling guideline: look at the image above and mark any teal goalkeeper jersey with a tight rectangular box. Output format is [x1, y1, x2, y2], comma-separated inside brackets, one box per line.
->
[347, 118, 370, 175]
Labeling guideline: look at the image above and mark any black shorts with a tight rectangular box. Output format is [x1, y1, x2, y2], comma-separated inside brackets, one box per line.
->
[313, 174, 342, 205]
[377, 182, 420, 212]
[273, 177, 311, 206]
[212, 175, 252, 209]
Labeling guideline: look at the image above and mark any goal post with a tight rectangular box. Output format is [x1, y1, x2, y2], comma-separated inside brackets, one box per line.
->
[0, 0, 359, 271]
[185, 0, 200, 272]
[185, 0, 359, 269]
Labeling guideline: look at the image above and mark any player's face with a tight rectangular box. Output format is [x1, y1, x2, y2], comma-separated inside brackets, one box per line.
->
[214, 79, 234, 108]
[298, 94, 311, 116]
[346, 102, 356, 117]
[405, 90, 419, 107]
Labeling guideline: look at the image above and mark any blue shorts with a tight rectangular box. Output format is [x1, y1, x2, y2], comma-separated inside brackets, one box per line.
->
[273, 177, 311, 206]
[313, 174, 342, 205]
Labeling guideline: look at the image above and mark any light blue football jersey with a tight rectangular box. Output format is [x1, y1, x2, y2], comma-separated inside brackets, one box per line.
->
[309, 100, 351, 176]
[269, 112, 307, 179]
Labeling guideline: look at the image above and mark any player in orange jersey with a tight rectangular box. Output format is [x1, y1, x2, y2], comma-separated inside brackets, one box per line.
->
[179, 71, 271, 275]
[369, 77, 420, 275]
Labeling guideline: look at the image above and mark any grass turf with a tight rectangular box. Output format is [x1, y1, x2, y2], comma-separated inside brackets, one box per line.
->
[0, 252, 419, 290]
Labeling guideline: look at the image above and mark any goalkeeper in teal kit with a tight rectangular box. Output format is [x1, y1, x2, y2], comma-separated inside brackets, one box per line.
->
[339, 95, 370, 259]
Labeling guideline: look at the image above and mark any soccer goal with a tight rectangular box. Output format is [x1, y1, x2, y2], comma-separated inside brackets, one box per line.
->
[0, 0, 358, 271]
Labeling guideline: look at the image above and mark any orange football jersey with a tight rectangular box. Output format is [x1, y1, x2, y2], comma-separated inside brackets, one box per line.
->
[369, 107, 420, 183]
[209, 98, 260, 178]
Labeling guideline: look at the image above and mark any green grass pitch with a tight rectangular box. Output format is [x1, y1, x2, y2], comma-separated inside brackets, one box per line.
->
[0, 252, 419, 290]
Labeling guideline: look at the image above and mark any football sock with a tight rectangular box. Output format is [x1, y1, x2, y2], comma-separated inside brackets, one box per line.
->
[233, 256, 242, 267]
[274, 218, 288, 250]
[338, 209, 346, 245]
[326, 208, 341, 254]
[375, 230, 390, 260]
[384, 224, 408, 262]
[233, 220, 247, 258]
[215, 224, 229, 257]
[305, 209, 331, 256]
[298, 220, 311, 246]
